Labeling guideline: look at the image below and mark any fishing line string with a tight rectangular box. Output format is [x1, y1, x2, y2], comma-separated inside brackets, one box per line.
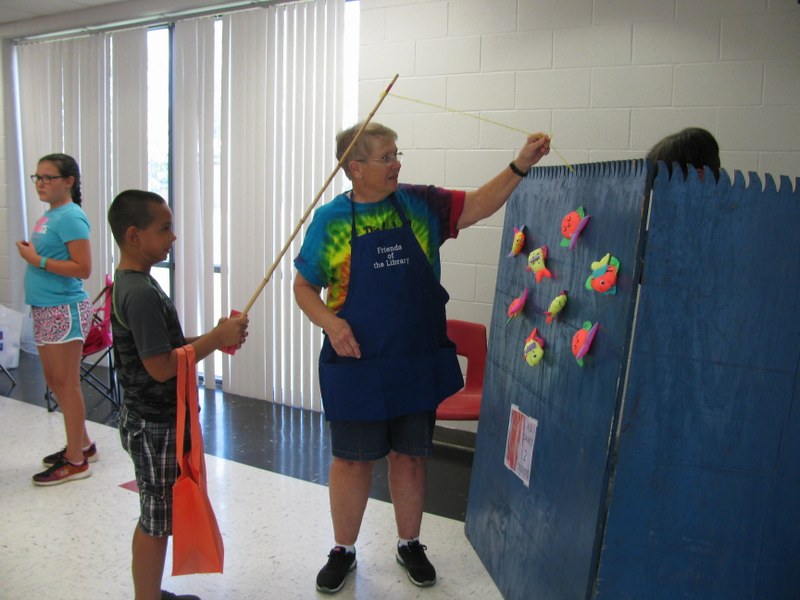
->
[387, 92, 575, 172]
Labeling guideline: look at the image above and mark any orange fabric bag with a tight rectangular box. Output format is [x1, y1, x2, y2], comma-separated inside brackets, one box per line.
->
[172, 344, 224, 575]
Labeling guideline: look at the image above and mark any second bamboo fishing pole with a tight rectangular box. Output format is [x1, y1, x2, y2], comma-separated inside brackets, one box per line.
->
[230, 73, 399, 336]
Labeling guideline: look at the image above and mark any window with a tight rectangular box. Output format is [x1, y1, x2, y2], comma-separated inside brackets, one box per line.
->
[12, 0, 354, 409]
[147, 26, 173, 296]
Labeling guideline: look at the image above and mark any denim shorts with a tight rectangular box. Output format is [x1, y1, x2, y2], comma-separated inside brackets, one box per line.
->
[329, 411, 437, 461]
[32, 298, 92, 345]
[119, 406, 179, 537]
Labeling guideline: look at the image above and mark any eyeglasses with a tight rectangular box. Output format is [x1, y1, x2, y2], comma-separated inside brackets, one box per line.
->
[30, 174, 65, 184]
[355, 152, 403, 165]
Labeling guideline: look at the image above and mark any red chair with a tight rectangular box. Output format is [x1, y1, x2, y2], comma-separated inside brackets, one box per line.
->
[436, 319, 487, 420]
[46, 275, 120, 419]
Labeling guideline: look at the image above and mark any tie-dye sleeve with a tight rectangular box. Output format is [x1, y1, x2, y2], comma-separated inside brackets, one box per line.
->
[293, 194, 354, 293]
[400, 184, 465, 244]
[293, 206, 333, 288]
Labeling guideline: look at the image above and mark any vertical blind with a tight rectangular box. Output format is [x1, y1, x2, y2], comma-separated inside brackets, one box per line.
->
[15, 30, 148, 299]
[220, 1, 345, 409]
[173, 17, 218, 386]
[12, 0, 347, 412]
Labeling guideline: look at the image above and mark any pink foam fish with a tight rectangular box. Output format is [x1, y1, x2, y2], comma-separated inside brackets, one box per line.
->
[506, 287, 529, 323]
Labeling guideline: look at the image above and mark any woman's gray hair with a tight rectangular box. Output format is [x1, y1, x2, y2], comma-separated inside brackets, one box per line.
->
[336, 122, 398, 179]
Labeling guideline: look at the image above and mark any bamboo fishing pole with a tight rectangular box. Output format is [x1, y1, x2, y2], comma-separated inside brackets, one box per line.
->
[238, 73, 399, 317]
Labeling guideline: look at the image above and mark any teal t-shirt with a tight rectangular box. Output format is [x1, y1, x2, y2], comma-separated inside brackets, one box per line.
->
[25, 202, 90, 307]
[294, 183, 464, 312]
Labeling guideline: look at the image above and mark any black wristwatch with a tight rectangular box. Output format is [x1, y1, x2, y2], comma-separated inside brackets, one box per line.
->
[509, 161, 528, 177]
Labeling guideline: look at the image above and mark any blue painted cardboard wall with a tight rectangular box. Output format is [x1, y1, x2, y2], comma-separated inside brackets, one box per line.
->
[595, 169, 800, 599]
[464, 160, 800, 599]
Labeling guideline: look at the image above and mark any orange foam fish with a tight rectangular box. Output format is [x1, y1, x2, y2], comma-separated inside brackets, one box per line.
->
[572, 321, 599, 367]
[586, 253, 619, 295]
[561, 207, 590, 250]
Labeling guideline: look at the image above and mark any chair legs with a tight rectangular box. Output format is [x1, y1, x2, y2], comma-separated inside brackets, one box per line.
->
[1, 362, 16, 393]
[81, 350, 121, 422]
[45, 387, 56, 411]
[45, 351, 120, 423]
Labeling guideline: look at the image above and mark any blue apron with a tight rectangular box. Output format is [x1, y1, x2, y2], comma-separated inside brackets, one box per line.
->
[318, 194, 463, 421]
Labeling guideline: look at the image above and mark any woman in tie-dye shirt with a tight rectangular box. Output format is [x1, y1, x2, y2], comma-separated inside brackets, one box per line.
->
[295, 183, 463, 313]
[293, 121, 550, 594]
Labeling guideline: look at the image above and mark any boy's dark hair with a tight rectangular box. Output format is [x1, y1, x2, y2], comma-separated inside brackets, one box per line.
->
[646, 127, 721, 181]
[40, 153, 82, 205]
[108, 189, 167, 246]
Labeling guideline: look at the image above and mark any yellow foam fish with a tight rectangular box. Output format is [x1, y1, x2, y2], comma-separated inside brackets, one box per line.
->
[524, 327, 545, 366]
[545, 290, 568, 324]
[526, 246, 553, 283]
[507, 225, 526, 257]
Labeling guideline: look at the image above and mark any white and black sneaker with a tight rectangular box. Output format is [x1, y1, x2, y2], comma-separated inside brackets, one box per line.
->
[396, 540, 436, 587]
[316, 546, 357, 594]
[160, 591, 200, 600]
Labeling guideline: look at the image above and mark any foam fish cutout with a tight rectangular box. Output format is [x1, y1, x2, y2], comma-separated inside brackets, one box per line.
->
[544, 290, 568, 324]
[586, 253, 620, 295]
[506, 287, 529, 323]
[523, 327, 545, 366]
[560, 206, 590, 250]
[572, 321, 599, 367]
[507, 225, 526, 257]
[526, 246, 552, 283]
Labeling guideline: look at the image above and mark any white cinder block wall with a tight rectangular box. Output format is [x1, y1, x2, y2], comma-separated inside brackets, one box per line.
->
[357, 0, 800, 331]
[0, 1, 798, 429]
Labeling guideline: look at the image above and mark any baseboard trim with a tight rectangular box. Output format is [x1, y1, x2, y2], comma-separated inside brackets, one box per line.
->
[433, 425, 476, 452]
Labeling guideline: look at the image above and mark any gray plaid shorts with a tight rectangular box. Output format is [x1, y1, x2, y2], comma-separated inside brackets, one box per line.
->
[119, 405, 179, 537]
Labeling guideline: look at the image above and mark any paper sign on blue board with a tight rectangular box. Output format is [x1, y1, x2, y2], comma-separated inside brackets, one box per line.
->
[504, 404, 538, 487]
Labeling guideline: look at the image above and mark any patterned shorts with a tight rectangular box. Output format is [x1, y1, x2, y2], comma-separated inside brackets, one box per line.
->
[32, 298, 93, 346]
[119, 406, 179, 537]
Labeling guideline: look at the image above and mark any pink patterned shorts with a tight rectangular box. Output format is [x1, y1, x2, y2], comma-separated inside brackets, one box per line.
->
[32, 298, 93, 346]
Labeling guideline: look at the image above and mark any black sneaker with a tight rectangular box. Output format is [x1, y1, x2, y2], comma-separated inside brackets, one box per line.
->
[160, 591, 201, 600]
[396, 540, 436, 587]
[316, 546, 357, 594]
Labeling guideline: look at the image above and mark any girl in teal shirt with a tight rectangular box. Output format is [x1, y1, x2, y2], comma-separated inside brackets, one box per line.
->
[16, 154, 96, 486]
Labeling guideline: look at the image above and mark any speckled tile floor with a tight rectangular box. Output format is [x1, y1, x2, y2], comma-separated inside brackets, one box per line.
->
[0, 393, 501, 600]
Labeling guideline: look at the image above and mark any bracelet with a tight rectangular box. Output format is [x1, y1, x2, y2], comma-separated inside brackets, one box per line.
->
[509, 161, 528, 177]
[39, 256, 48, 270]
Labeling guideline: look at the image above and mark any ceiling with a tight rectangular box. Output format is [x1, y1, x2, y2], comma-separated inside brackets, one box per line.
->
[0, 0, 129, 27]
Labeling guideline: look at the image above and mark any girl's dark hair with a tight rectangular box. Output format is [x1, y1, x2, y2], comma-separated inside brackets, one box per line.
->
[107, 189, 167, 246]
[646, 127, 721, 181]
[39, 153, 82, 205]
